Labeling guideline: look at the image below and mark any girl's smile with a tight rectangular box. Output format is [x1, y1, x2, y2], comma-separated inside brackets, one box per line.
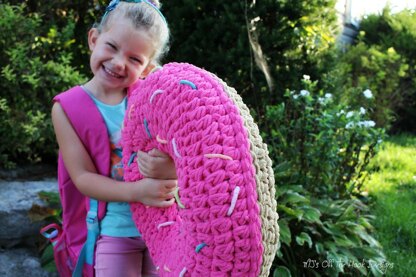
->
[85, 15, 153, 102]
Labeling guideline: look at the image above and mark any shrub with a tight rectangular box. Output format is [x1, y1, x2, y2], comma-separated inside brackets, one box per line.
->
[265, 78, 387, 276]
[0, 4, 87, 167]
[164, 0, 339, 111]
[324, 8, 416, 132]
[323, 40, 409, 131]
[361, 8, 416, 133]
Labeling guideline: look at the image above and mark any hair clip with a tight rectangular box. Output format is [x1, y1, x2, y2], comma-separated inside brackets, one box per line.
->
[106, 0, 120, 13]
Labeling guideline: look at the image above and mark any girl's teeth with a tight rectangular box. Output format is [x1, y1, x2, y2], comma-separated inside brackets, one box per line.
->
[104, 67, 121, 78]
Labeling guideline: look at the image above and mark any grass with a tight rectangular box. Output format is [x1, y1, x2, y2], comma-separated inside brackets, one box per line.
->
[363, 134, 416, 276]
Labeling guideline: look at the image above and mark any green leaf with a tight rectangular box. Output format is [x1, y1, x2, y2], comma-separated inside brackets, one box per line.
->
[281, 191, 309, 205]
[315, 242, 324, 254]
[40, 244, 57, 272]
[322, 222, 344, 237]
[278, 219, 292, 245]
[355, 226, 381, 248]
[351, 246, 386, 260]
[273, 266, 291, 277]
[367, 260, 384, 277]
[326, 251, 346, 273]
[337, 248, 368, 275]
[40, 244, 54, 265]
[333, 235, 356, 248]
[338, 202, 356, 220]
[277, 205, 304, 220]
[295, 232, 313, 248]
[314, 200, 344, 217]
[323, 241, 338, 252]
[300, 206, 321, 223]
[273, 161, 291, 177]
[38, 191, 61, 208]
[358, 216, 374, 229]
[275, 185, 305, 198]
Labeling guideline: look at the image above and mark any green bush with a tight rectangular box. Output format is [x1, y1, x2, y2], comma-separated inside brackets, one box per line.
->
[4, 0, 108, 76]
[265, 78, 387, 276]
[0, 4, 87, 167]
[323, 42, 408, 130]
[361, 8, 416, 133]
[0, 1, 341, 167]
[324, 8, 416, 132]
[164, 0, 339, 111]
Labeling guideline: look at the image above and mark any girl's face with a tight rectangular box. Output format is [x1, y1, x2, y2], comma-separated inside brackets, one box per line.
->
[88, 16, 153, 93]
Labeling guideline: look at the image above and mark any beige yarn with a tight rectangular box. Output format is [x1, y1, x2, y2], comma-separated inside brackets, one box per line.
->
[215, 76, 280, 276]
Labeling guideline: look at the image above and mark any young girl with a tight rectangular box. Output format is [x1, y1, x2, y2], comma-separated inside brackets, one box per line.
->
[51, 0, 173, 276]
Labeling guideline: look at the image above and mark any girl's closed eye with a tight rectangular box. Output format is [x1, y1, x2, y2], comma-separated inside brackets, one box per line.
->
[106, 42, 117, 50]
[130, 57, 143, 65]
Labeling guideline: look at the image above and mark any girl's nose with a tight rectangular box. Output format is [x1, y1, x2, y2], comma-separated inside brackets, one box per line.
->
[112, 55, 126, 70]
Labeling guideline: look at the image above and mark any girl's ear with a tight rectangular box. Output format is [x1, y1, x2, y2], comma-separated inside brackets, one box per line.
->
[140, 63, 157, 79]
[88, 28, 99, 51]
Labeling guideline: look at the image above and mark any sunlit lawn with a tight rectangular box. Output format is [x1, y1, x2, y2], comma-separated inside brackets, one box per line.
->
[364, 134, 416, 276]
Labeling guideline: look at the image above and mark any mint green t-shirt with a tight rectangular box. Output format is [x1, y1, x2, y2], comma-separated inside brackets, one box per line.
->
[83, 86, 140, 237]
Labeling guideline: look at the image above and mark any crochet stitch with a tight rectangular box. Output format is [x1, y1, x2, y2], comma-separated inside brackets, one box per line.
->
[122, 63, 279, 276]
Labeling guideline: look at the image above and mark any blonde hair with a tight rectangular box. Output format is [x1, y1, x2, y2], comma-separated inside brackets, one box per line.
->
[97, 0, 170, 65]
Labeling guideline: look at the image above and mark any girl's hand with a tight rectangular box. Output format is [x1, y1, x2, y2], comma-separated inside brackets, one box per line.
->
[134, 178, 177, 207]
[137, 149, 177, 179]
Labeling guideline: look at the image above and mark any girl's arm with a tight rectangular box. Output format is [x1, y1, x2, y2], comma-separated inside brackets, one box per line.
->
[52, 102, 175, 207]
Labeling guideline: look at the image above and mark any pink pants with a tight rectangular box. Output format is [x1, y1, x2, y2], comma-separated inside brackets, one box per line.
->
[95, 236, 158, 277]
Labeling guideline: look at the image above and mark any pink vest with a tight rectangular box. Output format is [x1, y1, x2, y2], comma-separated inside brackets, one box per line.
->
[53, 86, 109, 275]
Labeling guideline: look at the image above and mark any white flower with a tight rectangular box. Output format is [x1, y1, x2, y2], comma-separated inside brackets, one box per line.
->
[318, 97, 325, 104]
[325, 93, 332, 99]
[346, 111, 354, 118]
[357, 120, 376, 128]
[293, 94, 299, 99]
[290, 90, 295, 95]
[365, 120, 376, 127]
[363, 89, 373, 99]
[345, 122, 355, 129]
[337, 110, 345, 116]
[377, 139, 383, 144]
[303, 74, 310, 80]
[300, 90, 310, 97]
[360, 107, 366, 115]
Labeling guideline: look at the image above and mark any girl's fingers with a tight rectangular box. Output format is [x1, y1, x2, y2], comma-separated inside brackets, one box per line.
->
[164, 180, 177, 190]
[159, 198, 175, 208]
[166, 191, 175, 200]
[136, 159, 147, 175]
[149, 148, 168, 158]
[137, 151, 151, 164]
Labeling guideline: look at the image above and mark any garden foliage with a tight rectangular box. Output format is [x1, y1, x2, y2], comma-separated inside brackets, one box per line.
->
[1, 1, 396, 276]
[0, 4, 87, 167]
[360, 8, 416, 133]
[164, 0, 338, 111]
[323, 8, 416, 132]
[266, 78, 386, 276]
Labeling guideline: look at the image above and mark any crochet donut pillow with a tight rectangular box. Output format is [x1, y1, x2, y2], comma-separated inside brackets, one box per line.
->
[122, 63, 279, 276]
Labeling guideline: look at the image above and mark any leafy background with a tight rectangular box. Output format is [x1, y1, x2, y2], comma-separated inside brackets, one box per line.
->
[1, 1, 415, 276]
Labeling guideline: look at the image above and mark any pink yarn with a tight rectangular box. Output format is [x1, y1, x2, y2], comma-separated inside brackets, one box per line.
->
[122, 63, 263, 276]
